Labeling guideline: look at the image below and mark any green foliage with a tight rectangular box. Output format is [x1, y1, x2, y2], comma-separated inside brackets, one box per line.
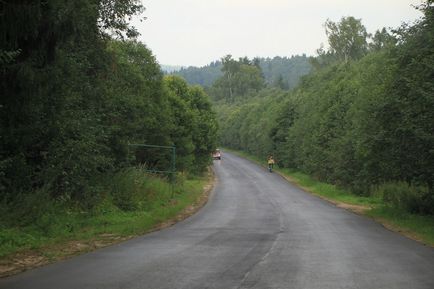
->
[164, 76, 218, 173]
[367, 206, 434, 246]
[1, 0, 124, 200]
[173, 56, 311, 93]
[216, 88, 285, 158]
[217, 5, 434, 215]
[173, 61, 223, 87]
[0, 49, 21, 66]
[103, 40, 172, 171]
[110, 168, 148, 211]
[98, 0, 145, 38]
[374, 182, 433, 215]
[0, 168, 208, 257]
[230, 148, 434, 246]
[260, 55, 312, 89]
[1, 1, 217, 209]
[312, 18, 396, 70]
[209, 55, 311, 103]
[211, 55, 265, 102]
[370, 28, 397, 51]
[387, 1, 434, 191]
[325, 16, 369, 63]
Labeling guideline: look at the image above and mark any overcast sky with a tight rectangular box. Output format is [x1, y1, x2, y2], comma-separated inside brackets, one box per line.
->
[134, 0, 423, 67]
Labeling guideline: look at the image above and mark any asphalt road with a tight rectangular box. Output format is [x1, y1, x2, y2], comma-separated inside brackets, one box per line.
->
[1, 152, 434, 289]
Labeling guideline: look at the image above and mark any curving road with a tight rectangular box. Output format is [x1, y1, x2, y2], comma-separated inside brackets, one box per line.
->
[1, 152, 434, 289]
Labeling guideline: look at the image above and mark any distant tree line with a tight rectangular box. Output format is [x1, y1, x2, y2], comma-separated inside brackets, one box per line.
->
[216, 2, 434, 214]
[173, 61, 223, 87]
[260, 55, 312, 90]
[171, 56, 311, 91]
[0, 1, 217, 206]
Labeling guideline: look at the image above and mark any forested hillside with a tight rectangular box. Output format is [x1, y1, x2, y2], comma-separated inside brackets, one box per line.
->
[174, 61, 223, 87]
[260, 55, 311, 89]
[0, 0, 217, 237]
[216, 4, 434, 215]
[172, 56, 311, 90]
[160, 65, 184, 73]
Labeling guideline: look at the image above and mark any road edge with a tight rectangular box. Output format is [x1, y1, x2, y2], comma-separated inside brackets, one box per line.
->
[0, 168, 217, 278]
[226, 149, 434, 248]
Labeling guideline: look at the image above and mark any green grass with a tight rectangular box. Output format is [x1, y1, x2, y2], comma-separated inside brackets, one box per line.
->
[225, 148, 434, 247]
[367, 207, 434, 246]
[0, 169, 209, 259]
[277, 168, 380, 207]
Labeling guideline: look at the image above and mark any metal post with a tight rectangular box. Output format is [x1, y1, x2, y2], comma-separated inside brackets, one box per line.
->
[170, 146, 176, 198]
[172, 146, 176, 175]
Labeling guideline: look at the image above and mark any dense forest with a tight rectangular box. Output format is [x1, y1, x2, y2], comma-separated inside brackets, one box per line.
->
[0, 1, 217, 211]
[215, 3, 434, 215]
[172, 55, 311, 90]
[172, 61, 222, 87]
[1, 1, 433, 254]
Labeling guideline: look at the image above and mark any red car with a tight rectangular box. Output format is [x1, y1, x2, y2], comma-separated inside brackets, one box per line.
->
[212, 149, 221, 160]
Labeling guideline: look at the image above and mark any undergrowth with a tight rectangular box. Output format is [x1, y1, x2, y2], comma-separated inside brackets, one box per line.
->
[0, 167, 208, 258]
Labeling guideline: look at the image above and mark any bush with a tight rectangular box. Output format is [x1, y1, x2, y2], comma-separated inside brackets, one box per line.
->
[2, 189, 56, 227]
[110, 168, 145, 211]
[109, 167, 175, 212]
[374, 182, 433, 215]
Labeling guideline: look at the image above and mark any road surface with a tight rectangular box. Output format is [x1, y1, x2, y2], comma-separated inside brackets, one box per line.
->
[1, 152, 434, 289]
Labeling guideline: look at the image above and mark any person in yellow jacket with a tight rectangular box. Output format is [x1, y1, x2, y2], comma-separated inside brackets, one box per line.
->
[267, 155, 275, 172]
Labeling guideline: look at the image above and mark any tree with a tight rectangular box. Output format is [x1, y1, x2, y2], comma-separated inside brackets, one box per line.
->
[211, 56, 265, 102]
[1, 0, 147, 198]
[387, 0, 434, 194]
[164, 76, 218, 173]
[370, 28, 397, 51]
[310, 43, 338, 69]
[0, 1, 218, 204]
[175, 56, 311, 91]
[273, 74, 288, 89]
[215, 3, 434, 214]
[325, 16, 369, 62]
[220, 55, 239, 100]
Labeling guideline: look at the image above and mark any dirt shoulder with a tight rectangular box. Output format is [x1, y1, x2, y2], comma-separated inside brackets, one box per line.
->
[276, 171, 433, 247]
[226, 149, 434, 247]
[0, 169, 216, 278]
[278, 173, 371, 215]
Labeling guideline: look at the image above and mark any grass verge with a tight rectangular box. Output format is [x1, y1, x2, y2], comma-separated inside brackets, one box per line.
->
[225, 148, 434, 247]
[0, 168, 214, 277]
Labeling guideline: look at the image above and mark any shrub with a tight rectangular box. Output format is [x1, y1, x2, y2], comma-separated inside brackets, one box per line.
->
[108, 167, 175, 212]
[374, 182, 433, 215]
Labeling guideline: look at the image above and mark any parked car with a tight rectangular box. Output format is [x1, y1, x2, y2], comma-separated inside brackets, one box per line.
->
[212, 149, 221, 160]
